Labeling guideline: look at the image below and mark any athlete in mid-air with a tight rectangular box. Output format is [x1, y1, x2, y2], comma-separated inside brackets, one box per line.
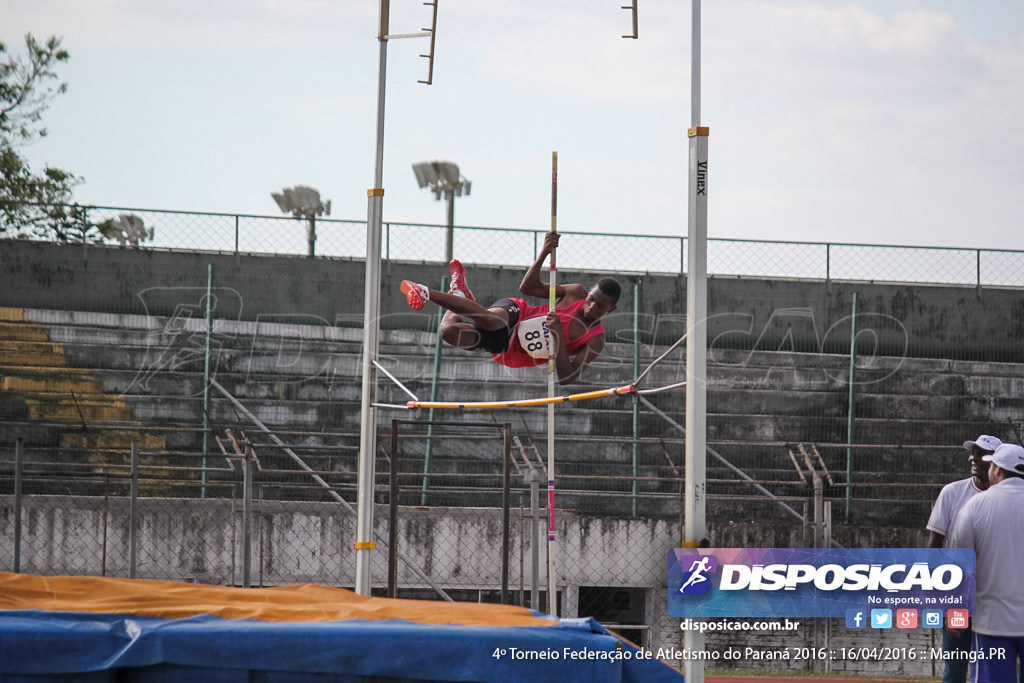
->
[400, 233, 621, 385]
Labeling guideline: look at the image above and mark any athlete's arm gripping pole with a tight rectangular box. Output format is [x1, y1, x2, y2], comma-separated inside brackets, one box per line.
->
[547, 151, 558, 615]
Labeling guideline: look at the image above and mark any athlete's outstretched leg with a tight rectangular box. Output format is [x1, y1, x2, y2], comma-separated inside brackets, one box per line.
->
[401, 281, 510, 350]
[402, 283, 496, 320]
[449, 259, 475, 302]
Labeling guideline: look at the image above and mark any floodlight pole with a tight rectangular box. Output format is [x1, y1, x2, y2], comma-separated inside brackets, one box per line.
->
[684, 1, 709, 682]
[355, 0, 390, 596]
[444, 190, 455, 263]
[270, 187, 327, 257]
[413, 162, 468, 263]
[307, 215, 316, 257]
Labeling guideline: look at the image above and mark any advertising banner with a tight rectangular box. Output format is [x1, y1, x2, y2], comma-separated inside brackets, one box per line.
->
[668, 548, 975, 619]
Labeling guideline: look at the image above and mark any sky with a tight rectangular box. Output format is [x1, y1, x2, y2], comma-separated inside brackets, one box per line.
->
[4, 0, 1024, 250]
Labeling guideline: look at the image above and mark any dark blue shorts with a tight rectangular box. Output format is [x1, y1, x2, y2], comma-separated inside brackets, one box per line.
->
[973, 632, 1024, 683]
[470, 298, 520, 354]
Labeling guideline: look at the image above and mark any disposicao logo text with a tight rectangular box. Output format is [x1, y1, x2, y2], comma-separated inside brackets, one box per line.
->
[667, 548, 975, 618]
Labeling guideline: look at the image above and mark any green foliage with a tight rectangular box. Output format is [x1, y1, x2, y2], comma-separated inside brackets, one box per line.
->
[0, 34, 70, 144]
[1, 146, 88, 240]
[0, 33, 103, 242]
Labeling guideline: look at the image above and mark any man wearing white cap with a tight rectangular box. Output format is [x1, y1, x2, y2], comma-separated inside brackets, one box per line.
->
[926, 434, 1001, 683]
[951, 442, 1024, 683]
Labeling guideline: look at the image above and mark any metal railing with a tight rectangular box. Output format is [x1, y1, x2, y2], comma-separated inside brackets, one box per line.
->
[3, 203, 1022, 287]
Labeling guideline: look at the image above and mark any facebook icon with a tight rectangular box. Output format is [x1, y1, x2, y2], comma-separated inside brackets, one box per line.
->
[845, 609, 866, 629]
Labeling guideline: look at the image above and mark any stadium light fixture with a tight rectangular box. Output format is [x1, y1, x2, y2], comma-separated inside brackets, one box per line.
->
[411, 161, 471, 262]
[115, 214, 153, 247]
[270, 185, 331, 257]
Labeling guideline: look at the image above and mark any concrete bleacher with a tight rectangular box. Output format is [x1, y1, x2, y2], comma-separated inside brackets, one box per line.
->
[2, 305, 1021, 526]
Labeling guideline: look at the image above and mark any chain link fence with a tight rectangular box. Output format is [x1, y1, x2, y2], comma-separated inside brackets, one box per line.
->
[0, 422, 679, 628]
[0, 430, 364, 585]
[0, 423, 942, 664]
[4, 203, 1024, 285]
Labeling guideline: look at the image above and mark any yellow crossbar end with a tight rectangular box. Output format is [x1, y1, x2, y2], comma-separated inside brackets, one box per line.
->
[354, 541, 376, 550]
[681, 539, 701, 548]
[367, 188, 384, 197]
[687, 127, 710, 137]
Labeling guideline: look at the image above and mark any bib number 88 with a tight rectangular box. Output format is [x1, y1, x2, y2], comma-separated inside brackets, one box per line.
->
[524, 329, 544, 353]
[517, 317, 551, 359]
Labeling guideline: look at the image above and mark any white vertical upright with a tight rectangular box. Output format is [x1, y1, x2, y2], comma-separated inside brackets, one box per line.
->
[684, 0, 709, 681]
[355, 0, 390, 596]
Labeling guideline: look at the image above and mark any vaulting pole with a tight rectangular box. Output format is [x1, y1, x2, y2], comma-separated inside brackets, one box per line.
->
[546, 151, 558, 615]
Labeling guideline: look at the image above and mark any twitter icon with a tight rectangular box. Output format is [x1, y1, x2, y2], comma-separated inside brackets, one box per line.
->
[870, 609, 892, 629]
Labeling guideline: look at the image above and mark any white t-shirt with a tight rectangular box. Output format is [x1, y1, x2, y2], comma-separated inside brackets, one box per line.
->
[950, 477, 1024, 636]
[926, 477, 985, 545]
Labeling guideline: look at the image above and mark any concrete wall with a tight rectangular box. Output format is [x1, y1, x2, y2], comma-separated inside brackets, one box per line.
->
[3, 240, 1023, 361]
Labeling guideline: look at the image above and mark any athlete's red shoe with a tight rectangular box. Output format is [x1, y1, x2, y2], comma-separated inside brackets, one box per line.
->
[401, 281, 427, 310]
[449, 259, 475, 302]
